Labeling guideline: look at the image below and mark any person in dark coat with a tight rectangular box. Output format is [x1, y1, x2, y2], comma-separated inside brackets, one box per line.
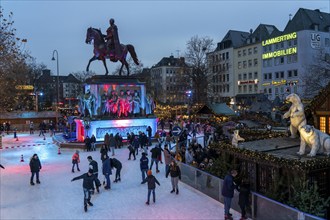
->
[100, 144, 109, 162]
[102, 155, 112, 190]
[84, 136, 92, 152]
[141, 170, 160, 205]
[150, 145, 161, 173]
[166, 160, 181, 194]
[146, 126, 152, 146]
[133, 135, 140, 155]
[0, 164, 5, 169]
[29, 153, 42, 185]
[90, 134, 96, 151]
[104, 133, 110, 151]
[128, 144, 136, 160]
[221, 169, 238, 220]
[238, 178, 250, 220]
[87, 156, 101, 193]
[140, 152, 149, 183]
[110, 157, 122, 182]
[71, 169, 96, 212]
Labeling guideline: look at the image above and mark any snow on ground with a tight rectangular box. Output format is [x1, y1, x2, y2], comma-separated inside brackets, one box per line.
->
[0, 132, 241, 219]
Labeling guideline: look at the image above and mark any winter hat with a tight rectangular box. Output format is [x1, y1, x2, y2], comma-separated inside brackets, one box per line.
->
[87, 156, 92, 160]
[147, 170, 152, 176]
[33, 154, 38, 157]
[88, 169, 93, 174]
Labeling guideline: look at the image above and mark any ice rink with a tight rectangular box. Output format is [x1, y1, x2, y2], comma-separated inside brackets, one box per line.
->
[0, 132, 241, 219]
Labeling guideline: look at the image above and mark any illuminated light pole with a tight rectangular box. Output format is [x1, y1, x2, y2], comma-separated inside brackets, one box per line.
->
[35, 92, 43, 112]
[51, 50, 60, 127]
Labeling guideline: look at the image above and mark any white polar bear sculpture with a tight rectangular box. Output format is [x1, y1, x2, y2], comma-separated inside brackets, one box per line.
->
[283, 93, 307, 138]
[232, 130, 245, 147]
[298, 125, 330, 157]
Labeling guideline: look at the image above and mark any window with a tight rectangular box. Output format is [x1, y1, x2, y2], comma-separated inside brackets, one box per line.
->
[243, 73, 247, 80]
[264, 73, 268, 80]
[238, 74, 242, 80]
[268, 88, 272, 94]
[248, 72, 252, 79]
[243, 85, 247, 92]
[293, 70, 298, 77]
[254, 72, 258, 79]
[280, 71, 284, 78]
[275, 72, 279, 78]
[248, 60, 252, 67]
[249, 85, 252, 92]
[238, 50, 242, 57]
[275, 87, 279, 94]
[254, 59, 258, 66]
[223, 75, 225, 82]
[268, 73, 272, 79]
[238, 62, 242, 69]
[238, 86, 242, 93]
[248, 48, 252, 55]
[320, 117, 326, 133]
[243, 61, 247, 68]
[254, 85, 258, 92]
[226, 63, 229, 70]
[227, 74, 229, 81]
[227, 84, 229, 92]
[226, 52, 229, 60]
[243, 49, 246, 56]
[222, 53, 225, 60]
[254, 47, 258, 54]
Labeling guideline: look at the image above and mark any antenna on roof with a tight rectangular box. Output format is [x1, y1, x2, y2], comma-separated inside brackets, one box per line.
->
[289, 13, 292, 21]
[176, 49, 180, 57]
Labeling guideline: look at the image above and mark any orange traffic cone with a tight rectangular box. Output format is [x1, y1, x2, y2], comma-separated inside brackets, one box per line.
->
[58, 147, 61, 155]
[20, 154, 24, 162]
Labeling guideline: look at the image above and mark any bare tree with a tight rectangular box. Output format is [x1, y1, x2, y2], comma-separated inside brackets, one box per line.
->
[184, 35, 214, 104]
[111, 57, 143, 76]
[72, 70, 96, 83]
[0, 7, 31, 111]
[302, 50, 330, 99]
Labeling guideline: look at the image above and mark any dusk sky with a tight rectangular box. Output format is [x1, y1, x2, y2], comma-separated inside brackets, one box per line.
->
[1, 0, 329, 75]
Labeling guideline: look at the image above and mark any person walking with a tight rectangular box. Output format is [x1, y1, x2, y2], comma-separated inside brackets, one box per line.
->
[90, 134, 96, 151]
[109, 133, 116, 156]
[222, 169, 238, 220]
[87, 156, 102, 193]
[84, 136, 91, 152]
[146, 126, 152, 146]
[102, 155, 112, 190]
[163, 144, 172, 175]
[104, 132, 110, 151]
[238, 178, 250, 220]
[133, 135, 139, 156]
[150, 145, 161, 173]
[29, 122, 34, 134]
[29, 154, 42, 185]
[166, 160, 181, 194]
[100, 144, 109, 162]
[141, 170, 160, 205]
[110, 157, 122, 182]
[38, 122, 45, 137]
[72, 150, 81, 173]
[71, 169, 96, 212]
[140, 152, 149, 183]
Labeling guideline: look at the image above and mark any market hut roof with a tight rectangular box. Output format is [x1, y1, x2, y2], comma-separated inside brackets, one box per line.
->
[196, 104, 236, 116]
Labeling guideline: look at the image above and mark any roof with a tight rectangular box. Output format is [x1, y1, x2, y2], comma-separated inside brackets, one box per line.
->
[307, 81, 330, 111]
[249, 24, 279, 42]
[197, 103, 236, 116]
[153, 56, 189, 68]
[249, 95, 273, 113]
[283, 8, 330, 34]
[215, 30, 250, 50]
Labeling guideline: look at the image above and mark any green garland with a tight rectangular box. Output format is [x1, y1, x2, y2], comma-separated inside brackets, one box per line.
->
[210, 142, 330, 171]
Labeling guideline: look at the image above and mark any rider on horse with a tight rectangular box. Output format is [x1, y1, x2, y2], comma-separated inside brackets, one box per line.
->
[105, 18, 121, 60]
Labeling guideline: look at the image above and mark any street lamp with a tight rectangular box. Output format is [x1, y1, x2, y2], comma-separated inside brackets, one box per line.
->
[52, 50, 60, 126]
[35, 92, 43, 112]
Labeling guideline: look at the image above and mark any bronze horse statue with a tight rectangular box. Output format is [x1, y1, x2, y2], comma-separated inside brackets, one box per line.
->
[85, 27, 139, 76]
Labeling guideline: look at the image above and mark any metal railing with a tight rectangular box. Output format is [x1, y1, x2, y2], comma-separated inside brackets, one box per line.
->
[177, 162, 326, 220]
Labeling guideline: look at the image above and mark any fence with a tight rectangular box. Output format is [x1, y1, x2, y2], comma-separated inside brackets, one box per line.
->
[178, 162, 326, 220]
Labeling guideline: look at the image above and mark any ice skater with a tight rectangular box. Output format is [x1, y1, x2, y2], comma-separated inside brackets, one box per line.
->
[71, 169, 96, 212]
[102, 155, 112, 190]
[87, 156, 102, 193]
[140, 152, 149, 183]
[141, 170, 160, 205]
[72, 150, 81, 173]
[29, 154, 42, 185]
[110, 157, 122, 182]
[166, 160, 181, 194]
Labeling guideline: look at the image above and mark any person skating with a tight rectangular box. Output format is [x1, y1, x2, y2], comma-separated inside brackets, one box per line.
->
[29, 154, 42, 185]
[141, 170, 160, 205]
[166, 160, 181, 194]
[102, 155, 112, 190]
[127, 144, 136, 160]
[222, 169, 238, 220]
[71, 169, 96, 212]
[140, 152, 149, 183]
[87, 156, 102, 193]
[150, 144, 161, 173]
[110, 157, 122, 182]
[72, 150, 81, 173]
[163, 144, 173, 175]
[90, 134, 96, 151]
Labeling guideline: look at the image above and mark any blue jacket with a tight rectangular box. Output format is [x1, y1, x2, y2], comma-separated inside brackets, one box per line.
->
[102, 157, 112, 175]
[221, 174, 236, 198]
[140, 154, 149, 170]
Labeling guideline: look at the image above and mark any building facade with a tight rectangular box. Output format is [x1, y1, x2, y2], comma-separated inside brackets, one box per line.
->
[150, 56, 192, 104]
